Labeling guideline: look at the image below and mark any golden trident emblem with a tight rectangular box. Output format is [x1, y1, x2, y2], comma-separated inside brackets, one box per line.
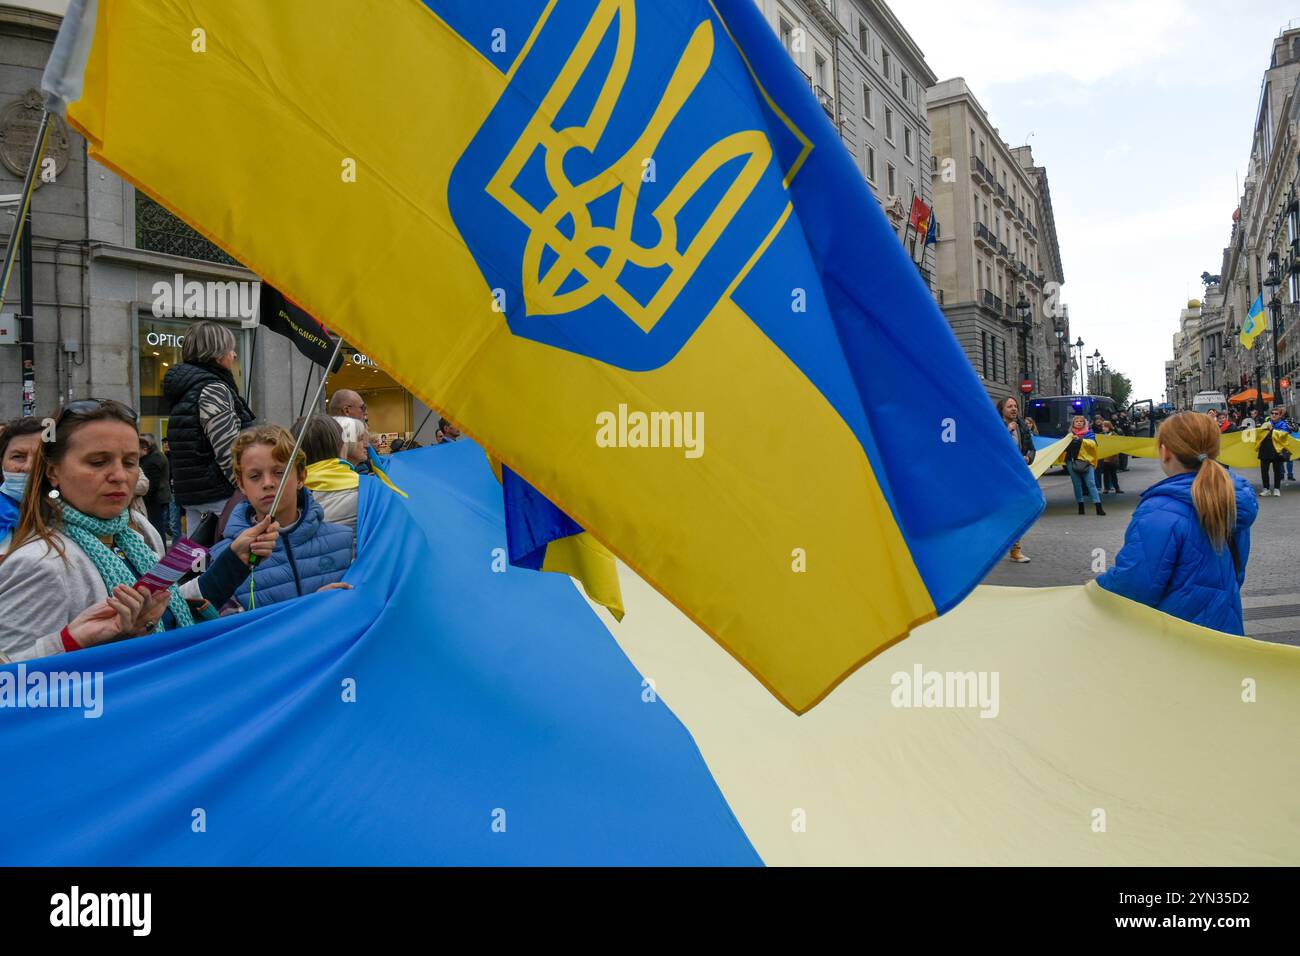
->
[486, 0, 773, 332]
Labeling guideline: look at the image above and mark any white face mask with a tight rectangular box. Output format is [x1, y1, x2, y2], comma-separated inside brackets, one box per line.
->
[2, 469, 26, 501]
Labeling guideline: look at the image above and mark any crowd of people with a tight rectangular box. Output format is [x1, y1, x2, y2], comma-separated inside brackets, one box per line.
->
[0, 320, 459, 664]
[1000, 394, 1270, 635]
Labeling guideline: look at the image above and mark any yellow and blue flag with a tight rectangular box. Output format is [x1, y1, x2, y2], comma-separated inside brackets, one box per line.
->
[1240, 293, 1266, 349]
[45, 0, 1043, 712]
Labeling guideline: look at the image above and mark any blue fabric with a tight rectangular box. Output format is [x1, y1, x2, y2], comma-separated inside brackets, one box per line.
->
[0, 440, 759, 864]
[0, 491, 17, 539]
[501, 466, 582, 572]
[213, 487, 353, 608]
[1097, 470, 1258, 634]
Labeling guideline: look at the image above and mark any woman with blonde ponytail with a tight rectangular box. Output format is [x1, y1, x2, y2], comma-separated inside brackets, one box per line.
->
[1097, 411, 1258, 634]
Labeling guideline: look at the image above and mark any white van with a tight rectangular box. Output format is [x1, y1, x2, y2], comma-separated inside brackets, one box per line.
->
[1191, 390, 1228, 414]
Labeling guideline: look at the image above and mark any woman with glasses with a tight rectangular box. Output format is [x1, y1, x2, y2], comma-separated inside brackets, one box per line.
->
[162, 321, 256, 535]
[0, 400, 279, 663]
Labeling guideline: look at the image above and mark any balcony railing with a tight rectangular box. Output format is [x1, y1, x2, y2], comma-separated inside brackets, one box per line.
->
[977, 288, 1003, 316]
[996, 239, 1010, 259]
[135, 191, 237, 265]
[813, 84, 834, 118]
[1026, 221, 1038, 241]
[974, 222, 995, 247]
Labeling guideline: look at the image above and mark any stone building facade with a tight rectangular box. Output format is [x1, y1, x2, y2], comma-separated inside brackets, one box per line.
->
[753, 0, 939, 292]
[926, 77, 1064, 403]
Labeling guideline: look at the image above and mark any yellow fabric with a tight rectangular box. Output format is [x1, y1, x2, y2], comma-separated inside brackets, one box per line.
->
[541, 533, 625, 622]
[68, 0, 935, 713]
[305, 459, 360, 493]
[585, 566, 1300, 864]
[1053, 432, 1098, 468]
[1029, 434, 1071, 479]
[1077, 431, 1300, 471]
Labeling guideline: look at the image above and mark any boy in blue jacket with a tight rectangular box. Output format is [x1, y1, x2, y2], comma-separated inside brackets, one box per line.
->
[211, 424, 355, 610]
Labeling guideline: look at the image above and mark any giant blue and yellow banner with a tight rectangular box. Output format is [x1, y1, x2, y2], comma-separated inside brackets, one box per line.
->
[45, 0, 1042, 712]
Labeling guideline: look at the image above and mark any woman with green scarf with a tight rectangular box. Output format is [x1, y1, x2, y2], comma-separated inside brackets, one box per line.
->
[0, 400, 279, 663]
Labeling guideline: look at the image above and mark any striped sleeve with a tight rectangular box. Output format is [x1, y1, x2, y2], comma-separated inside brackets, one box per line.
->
[198, 382, 242, 483]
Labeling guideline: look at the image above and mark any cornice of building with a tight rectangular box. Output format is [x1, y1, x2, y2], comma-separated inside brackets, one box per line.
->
[0, 3, 61, 34]
[860, 0, 938, 86]
[89, 242, 256, 281]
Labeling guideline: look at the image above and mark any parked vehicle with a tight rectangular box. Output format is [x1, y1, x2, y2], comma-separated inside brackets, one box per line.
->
[1026, 395, 1119, 438]
[1191, 390, 1228, 415]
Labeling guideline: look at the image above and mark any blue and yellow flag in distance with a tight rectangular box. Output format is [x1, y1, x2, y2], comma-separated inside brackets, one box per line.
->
[1240, 293, 1267, 349]
[46, 0, 1042, 712]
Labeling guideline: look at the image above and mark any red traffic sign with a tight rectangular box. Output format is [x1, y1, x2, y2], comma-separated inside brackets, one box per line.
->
[1019, 380, 1033, 394]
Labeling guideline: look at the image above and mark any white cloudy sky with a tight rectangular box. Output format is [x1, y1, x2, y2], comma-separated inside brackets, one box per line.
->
[900, 0, 1299, 401]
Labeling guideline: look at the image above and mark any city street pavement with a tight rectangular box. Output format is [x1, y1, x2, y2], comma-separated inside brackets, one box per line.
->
[983, 455, 1300, 647]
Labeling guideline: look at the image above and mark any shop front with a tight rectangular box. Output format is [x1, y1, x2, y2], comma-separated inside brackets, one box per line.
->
[136, 315, 249, 442]
[327, 347, 414, 453]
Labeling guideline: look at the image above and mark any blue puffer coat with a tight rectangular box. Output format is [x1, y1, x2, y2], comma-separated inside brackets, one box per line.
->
[212, 488, 354, 610]
[1097, 468, 1258, 634]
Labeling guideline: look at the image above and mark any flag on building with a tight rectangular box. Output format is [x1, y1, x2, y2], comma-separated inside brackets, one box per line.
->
[1240, 293, 1267, 349]
[908, 195, 932, 236]
[43, 0, 1044, 713]
[924, 214, 938, 246]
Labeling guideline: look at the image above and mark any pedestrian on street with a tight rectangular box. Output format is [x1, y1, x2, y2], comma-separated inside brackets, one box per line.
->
[0, 417, 43, 541]
[162, 321, 256, 535]
[997, 396, 1036, 563]
[1064, 414, 1104, 516]
[294, 414, 357, 531]
[1097, 411, 1257, 635]
[1098, 420, 1122, 494]
[1256, 405, 1291, 497]
[138, 433, 171, 544]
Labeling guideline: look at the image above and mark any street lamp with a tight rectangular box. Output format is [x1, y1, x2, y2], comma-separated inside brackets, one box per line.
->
[1265, 252, 1283, 414]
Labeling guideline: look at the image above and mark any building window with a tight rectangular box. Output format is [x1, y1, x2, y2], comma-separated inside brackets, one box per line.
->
[982, 331, 989, 378]
[858, 21, 869, 55]
[814, 52, 827, 90]
[885, 108, 894, 142]
[882, 49, 891, 81]
[779, 18, 793, 53]
[865, 146, 876, 183]
[886, 163, 896, 195]
[862, 83, 873, 122]
[902, 71, 911, 100]
[904, 126, 912, 159]
[970, 129, 977, 155]
[978, 139, 985, 161]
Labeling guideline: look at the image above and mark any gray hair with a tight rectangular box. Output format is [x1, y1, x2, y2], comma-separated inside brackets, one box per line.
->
[181, 320, 237, 365]
[333, 415, 368, 459]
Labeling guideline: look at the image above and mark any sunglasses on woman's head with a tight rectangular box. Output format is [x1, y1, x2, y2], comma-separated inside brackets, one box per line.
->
[56, 399, 139, 426]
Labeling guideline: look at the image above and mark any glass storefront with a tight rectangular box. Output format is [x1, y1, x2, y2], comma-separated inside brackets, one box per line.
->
[327, 348, 413, 453]
[137, 316, 247, 442]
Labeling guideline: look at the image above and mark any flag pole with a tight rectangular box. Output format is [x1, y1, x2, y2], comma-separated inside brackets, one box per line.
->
[0, 110, 50, 314]
[901, 182, 916, 252]
[259, 333, 345, 542]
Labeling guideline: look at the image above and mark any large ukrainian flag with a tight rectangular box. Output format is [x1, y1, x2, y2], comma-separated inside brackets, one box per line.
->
[45, 0, 1042, 712]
